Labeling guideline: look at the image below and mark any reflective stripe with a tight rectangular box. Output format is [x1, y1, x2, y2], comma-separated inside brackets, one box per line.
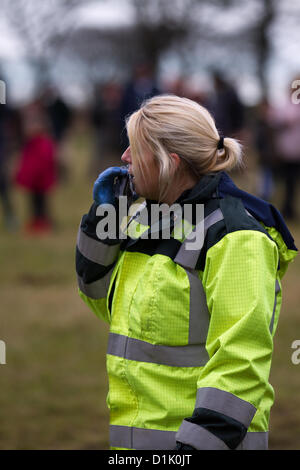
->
[196, 387, 256, 428]
[270, 279, 280, 334]
[174, 208, 224, 269]
[110, 425, 176, 450]
[77, 265, 114, 299]
[107, 332, 209, 367]
[245, 209, 254, 219]
[176, 420, 268, 450]
[236, 431, 268, 450]
[176, 420, 229, 450]
[202, 208, 224, 233]
[77, 228, 120, 266]
[184, 268, 210, 344]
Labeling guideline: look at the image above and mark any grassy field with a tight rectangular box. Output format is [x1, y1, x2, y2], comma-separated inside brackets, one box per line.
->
[0, 124, 299, 450]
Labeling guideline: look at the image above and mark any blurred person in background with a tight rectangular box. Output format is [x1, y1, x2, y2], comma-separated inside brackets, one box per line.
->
[0, 98, 18, 231]
[119, 62, 161, 152]
[166, 76, 189, 98]
[253, 98, 277, 201]
[41, 87, 72, 182]
[15, 103, 57, 234]
[91, 81, 123, 174]
[270, 77, 300, 220]
[208, 70, 245, 138]
[166, 76, 209, 108]
[41, 86, 72, 144]
[76, 95, 297, 450]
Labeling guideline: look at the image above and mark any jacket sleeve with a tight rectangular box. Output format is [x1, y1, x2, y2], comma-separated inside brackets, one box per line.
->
[176, 229, 280, 450]
[76, 202, 121, 323]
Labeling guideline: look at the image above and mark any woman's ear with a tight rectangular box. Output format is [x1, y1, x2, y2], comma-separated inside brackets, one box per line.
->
[170, 153, 181, 170]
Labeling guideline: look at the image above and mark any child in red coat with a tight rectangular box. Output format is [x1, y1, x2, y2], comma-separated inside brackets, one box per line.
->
[15, 112, 57, 233]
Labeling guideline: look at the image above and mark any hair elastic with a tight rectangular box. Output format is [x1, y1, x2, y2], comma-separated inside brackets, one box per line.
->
[217, 136, 224, 150]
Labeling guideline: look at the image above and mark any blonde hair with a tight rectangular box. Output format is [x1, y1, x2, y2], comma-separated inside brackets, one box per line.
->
[126, 94, 243, 201]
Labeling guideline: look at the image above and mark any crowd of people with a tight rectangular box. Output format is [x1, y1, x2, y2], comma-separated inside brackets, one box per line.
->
[88, 67, 300, 222]
[0, 66, 299, 236]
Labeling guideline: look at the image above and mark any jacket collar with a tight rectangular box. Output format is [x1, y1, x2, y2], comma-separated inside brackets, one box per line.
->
[174, 172, 222, 205]
[123, 173, 221, 243]
[124, 170, 297, 252]
[218, 171, 297, 251]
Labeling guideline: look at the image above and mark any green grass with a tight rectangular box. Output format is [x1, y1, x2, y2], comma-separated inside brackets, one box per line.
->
[0, 125, 113, 450]
[0, 126, 299, 449]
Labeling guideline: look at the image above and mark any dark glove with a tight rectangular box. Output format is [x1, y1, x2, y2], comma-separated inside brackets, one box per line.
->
[93, 166, 128, 206]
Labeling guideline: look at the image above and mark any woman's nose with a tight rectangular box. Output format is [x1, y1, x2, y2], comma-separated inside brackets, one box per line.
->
[121, 147, 131, 164]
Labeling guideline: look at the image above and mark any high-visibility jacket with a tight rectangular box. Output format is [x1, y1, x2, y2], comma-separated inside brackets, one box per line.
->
[76, 171, 297, 450]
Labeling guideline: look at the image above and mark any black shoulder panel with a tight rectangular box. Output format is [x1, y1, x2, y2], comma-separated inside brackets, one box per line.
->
[196, 195, 273, 271]
[219, 195, 270, 236]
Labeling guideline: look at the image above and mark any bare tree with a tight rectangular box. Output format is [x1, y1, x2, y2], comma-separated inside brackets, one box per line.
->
[2, 0, 83, 83]
[130, 0, 200, 71]
[2, 0, 300, 101]
[130, 0, 299, 99]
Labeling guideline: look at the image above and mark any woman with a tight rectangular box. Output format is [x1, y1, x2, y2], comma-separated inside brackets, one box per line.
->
[76, 95, 297, 450]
